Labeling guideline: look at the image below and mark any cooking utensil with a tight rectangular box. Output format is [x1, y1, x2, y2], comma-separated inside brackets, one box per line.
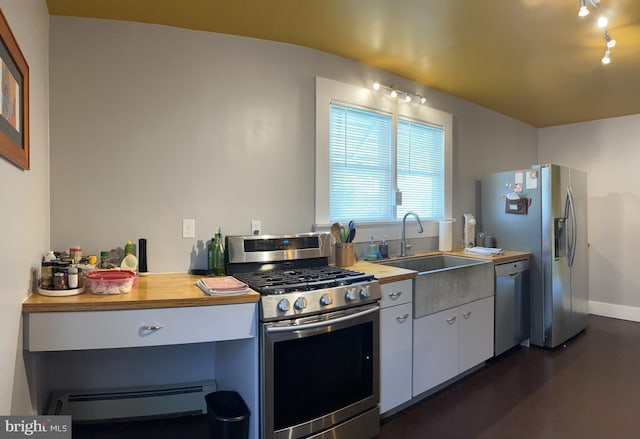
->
[331, 222, 342, 242]
[347, 220, 356, 243]
[340, 225, 348, 243]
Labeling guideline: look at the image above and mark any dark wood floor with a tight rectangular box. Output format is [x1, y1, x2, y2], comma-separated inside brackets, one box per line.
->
[379, 314, 640, 439]
[75, 315, 640, 438]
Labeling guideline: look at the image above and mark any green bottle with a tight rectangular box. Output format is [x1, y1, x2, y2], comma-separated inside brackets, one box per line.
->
[212, 227, 225, 277]
[207, 236, 215, 276]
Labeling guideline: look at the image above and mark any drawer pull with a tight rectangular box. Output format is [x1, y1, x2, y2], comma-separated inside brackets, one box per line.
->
[446, 316, 457, 325]
[141, 324, 163, 331]
[396, 313, 409, 323]
[462, 311, 472, 319]
[389, 291, 402, 300]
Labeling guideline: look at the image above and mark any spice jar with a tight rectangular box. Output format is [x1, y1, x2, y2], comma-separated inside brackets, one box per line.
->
[53, 272, 65, 290]
[69, 247, 83, 264]
[100, 251, 110, 269]
[68, 266, 79, 289]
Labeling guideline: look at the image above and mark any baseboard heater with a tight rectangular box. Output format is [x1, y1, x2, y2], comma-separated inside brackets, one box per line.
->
[45, 380, 216, 422]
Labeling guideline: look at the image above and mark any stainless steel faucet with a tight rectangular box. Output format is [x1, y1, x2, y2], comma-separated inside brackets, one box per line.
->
[401, 211, 424, 256]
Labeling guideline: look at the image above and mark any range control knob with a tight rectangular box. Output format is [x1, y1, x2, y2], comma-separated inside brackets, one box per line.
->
[277, 298, 291, 312]
[345, 288, 357, 302]
[294, 297, 308, 310]
[320, 293, 333, 306]
[359, 285, 371, 299]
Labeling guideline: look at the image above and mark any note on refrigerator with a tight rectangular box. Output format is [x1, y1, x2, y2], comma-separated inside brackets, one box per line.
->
[526, 170, 538, 189]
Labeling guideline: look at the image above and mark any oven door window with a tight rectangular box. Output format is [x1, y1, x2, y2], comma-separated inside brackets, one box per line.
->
[273, 322, 374, 430]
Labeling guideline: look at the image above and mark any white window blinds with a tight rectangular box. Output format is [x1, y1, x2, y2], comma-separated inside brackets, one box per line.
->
[329, 104, 393, 221]
[396, 118, 445, 220]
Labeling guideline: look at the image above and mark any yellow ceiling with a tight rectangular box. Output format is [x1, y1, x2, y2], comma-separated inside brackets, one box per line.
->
[46, 0, 640, 127]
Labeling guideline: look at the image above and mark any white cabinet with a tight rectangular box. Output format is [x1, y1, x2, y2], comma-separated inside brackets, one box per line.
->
[412, 305, 459, 395]
[412, 296, 494, 396]
[379, 279, 413, 414]
[458, 296, 494, 372]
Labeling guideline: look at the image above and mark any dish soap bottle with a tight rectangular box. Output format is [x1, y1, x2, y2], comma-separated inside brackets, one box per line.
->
[212, 227, 226, 277]
[378, 236, 389, 259]
[366, 236, 378, 261]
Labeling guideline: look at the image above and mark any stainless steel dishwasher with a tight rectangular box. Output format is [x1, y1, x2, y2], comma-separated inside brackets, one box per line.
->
[494, 259, 530, 356]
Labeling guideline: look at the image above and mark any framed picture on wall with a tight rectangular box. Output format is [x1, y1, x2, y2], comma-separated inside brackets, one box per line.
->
[0, 8, 29, 170]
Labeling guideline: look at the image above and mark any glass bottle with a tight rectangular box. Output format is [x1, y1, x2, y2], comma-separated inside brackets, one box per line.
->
[207, 235, 215, 276]
[212, 228, 226, 277]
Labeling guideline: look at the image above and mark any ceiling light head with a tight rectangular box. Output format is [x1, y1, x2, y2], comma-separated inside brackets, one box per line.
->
[605, 32, 616, 48]
[373, 82, 381, 91]
[601, 48, 611, 64]
[420, 96, 427, 104]
[390, 89, 398, 98]
[597, 15, 608, 28]
[578, 0, 589, 17]
[405, 94, 412, 102]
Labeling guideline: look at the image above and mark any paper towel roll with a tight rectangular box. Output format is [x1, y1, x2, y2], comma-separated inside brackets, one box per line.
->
[439, 221, 453, 251]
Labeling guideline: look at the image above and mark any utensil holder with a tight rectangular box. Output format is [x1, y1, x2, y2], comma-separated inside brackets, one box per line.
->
[335, 243, 355, 267]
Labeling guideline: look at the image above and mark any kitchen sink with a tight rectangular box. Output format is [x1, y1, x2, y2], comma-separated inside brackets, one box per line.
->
[379, 254, 485, 273]
[380, 255, 493, 318]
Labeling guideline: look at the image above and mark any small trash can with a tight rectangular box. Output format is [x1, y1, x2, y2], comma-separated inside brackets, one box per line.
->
[205, 390, 250, 439]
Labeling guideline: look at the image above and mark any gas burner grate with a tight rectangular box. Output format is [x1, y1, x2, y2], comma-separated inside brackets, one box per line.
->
[232, 266, 375, 295]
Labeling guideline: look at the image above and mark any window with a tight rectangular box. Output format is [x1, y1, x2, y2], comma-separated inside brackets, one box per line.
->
[329, 104, 393, 221]
[396, 118, 445, 220]
[316, 77, 452, 230]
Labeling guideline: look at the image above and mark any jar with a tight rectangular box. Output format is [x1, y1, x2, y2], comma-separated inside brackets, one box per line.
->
[53, 272, 65, 290]
[41, 262, 53, 288]
[70, 247, 83, 264]
[68, 266, 79, 289]
[100, 251, 110, 269]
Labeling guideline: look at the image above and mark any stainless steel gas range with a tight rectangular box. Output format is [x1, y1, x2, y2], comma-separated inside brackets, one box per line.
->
[226, 233, 381, 439]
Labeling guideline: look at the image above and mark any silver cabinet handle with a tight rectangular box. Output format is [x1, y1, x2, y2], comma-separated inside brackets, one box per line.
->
[446, 316, 457, 325]
[141, 324, 163, 331]
[462, 311, 471, 319]
[396, 313, 409, 323]
[389, 291, 402, 300]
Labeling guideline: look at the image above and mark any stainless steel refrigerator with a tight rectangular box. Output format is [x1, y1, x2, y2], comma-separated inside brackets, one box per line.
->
[481, 164, 588, 348]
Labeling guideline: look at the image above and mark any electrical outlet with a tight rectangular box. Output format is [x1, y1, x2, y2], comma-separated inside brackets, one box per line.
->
[251, 220, 261, 236]
[182, 219, 195, 238]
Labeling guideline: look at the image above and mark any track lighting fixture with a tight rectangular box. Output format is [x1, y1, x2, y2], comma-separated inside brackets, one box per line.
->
[371, 82, 427, 105]
[578, 0, 616, 64]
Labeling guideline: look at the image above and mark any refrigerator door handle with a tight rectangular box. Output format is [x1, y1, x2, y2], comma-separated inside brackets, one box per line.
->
[565, 186, 577, 268]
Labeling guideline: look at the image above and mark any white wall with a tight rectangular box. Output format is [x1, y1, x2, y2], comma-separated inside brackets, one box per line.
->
[0, 0, 49, 415]
[49, 16, 538, 272]
[540, 115, 640, 319]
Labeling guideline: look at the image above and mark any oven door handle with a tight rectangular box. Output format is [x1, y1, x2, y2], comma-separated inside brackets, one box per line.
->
[265, 305, 379, 333]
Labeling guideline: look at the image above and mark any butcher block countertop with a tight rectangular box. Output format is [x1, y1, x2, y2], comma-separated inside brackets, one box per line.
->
[445, 249, 532, 264]
[22, 273, 260, 313]
[350, 260, 419, 284]
[23, 249, 531, 313]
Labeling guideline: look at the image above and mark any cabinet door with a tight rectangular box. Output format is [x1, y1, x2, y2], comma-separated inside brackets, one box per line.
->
[412, 308, 458, 397]
[458, 296, 494, 372]
[380, 302, 413, 413]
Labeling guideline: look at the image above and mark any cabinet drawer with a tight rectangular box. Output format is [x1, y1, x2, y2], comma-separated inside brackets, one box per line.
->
[380, 279, 412, 308]
[26, 303, 257, 352]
